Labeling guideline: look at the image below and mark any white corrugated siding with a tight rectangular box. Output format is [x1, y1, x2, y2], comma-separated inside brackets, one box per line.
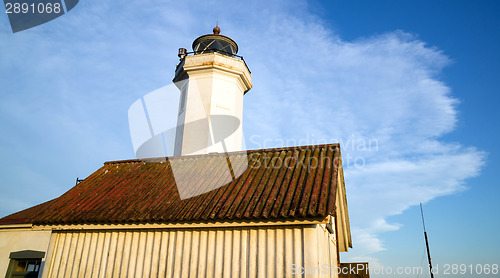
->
[42, 225, 338, 278]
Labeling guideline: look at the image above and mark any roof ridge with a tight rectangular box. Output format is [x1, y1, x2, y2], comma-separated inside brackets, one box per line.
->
[103, 143, 340, 165]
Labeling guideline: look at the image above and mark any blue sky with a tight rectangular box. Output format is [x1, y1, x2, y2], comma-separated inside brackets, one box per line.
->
[1, 0, 499, 276]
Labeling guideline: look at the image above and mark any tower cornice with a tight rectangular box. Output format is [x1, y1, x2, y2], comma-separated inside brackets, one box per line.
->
[173, 52, 252, 94]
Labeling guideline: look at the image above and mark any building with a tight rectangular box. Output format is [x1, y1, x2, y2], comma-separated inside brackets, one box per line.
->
[0, 27, 361, 278]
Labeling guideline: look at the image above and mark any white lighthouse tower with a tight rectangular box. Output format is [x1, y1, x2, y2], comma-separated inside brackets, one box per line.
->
[173, 26, 252, 156]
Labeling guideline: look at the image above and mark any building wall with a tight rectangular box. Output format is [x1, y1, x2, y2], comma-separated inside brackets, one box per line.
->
[0, 227, 52, 276]
[42, 224, 338, 278]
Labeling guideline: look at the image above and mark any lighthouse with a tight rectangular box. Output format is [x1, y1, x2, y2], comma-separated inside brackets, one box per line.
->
[172, 26, 252, 156]
[0, 27, 359, 278]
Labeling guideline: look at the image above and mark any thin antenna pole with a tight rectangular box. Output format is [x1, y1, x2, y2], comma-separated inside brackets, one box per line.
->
[420, 203, 435, 278]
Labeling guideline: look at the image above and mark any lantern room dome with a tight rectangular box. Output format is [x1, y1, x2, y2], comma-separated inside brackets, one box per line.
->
[192, 27, 238, 56]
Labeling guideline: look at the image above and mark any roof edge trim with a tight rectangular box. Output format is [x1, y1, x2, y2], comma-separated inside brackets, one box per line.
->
[33, 216, 330, 231]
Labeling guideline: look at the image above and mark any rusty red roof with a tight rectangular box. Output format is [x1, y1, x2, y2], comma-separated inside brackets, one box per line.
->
[0, 144, 343, 225]
[0, 200, 56, 225]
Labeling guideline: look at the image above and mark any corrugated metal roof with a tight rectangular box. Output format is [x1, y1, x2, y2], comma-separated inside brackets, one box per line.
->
[0, 144, 342, 225]
[0, 200, 55, 225]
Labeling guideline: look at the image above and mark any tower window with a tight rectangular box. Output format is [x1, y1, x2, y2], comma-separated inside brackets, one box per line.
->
[194, 39, 236, 56]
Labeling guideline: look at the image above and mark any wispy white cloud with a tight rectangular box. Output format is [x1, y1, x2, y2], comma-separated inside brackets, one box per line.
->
[0, 0, 485, 266]
[221, 1, 486, 261]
